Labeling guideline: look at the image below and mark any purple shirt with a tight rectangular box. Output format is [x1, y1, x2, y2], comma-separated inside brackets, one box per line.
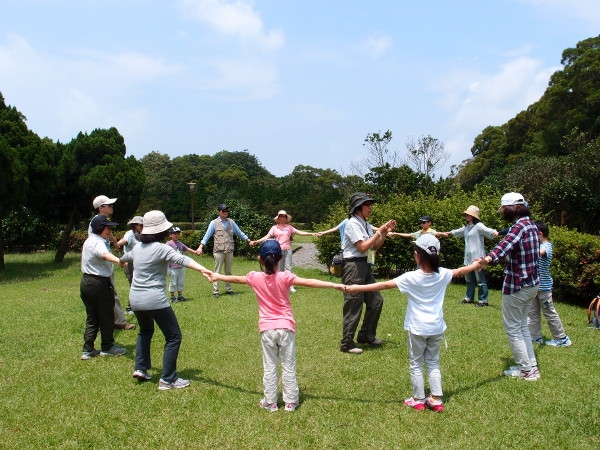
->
[166, 240, 190, 269]
[487, 217, 540, 294]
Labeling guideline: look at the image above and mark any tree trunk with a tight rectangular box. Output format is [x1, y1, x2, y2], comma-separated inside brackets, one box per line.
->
[0, 219, 5, 270]
[54, 210, 77, 263]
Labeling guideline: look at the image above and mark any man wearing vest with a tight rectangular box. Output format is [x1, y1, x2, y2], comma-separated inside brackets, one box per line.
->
[197, 204, 252, 298]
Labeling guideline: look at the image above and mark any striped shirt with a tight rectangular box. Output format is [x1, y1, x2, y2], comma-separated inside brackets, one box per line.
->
[538, 241, 553, 291]
[487, 217, 540, 294]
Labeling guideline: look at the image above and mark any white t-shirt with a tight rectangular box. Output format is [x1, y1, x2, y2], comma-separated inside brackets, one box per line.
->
[394, 267, 453, 335]
[342, 216, 374, 259]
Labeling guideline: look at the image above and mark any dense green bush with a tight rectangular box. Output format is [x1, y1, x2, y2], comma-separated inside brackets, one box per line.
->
[2, 206, 61, 252]
[549, 226, 600, 305]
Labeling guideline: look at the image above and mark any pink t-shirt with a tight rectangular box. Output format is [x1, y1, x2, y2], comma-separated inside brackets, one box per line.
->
[267, 224, 297, 251]
[246, 270, 297, 333]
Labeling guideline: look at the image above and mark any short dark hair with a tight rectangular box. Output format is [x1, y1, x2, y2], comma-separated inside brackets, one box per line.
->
[534, 221, 549, 238]
[501, 204, 531, 222]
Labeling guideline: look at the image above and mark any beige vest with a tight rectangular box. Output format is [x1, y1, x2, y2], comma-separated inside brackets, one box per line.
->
[213, 218, 234, 253]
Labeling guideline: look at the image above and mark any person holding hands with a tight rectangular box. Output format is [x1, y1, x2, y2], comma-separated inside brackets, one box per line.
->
[340, 192, 396, 354]
[437, 205, 497, 307]
[346, 234, 485, 412]
[209, 240, 345, 412]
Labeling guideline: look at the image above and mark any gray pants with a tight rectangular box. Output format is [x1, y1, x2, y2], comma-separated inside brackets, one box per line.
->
[261, 328, 299, 404]
[212, 251, 234, 294]
[407, 331, 443, 399]
[111, 273, 126, 326]
[502, 285, 539, 370]
[529, 290, 566, 340]
[340, 259, 383, 351]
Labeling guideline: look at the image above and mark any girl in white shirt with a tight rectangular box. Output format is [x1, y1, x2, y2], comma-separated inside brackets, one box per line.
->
[347, 234, 483, 413]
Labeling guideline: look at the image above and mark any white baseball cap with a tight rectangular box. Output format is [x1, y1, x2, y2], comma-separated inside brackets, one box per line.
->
[93, 195, 117, 209]
[414, 234, 440, 255]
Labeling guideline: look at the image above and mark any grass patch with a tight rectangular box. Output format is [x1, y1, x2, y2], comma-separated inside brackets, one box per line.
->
[1, 252, 599, 449]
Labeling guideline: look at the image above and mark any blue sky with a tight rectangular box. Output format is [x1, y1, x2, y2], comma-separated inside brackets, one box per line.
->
[1, 0, 598, 178]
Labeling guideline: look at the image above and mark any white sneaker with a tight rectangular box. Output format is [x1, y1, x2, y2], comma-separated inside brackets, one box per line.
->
[289, 287, 297, 293]
[545, 336, 571, 347]
[158, 377, 190, 390]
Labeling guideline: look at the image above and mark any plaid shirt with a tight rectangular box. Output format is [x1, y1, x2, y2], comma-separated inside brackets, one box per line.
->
[487, 217, 540, 294]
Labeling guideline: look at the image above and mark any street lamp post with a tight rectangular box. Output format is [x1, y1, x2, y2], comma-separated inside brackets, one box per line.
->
[187, 181, 196, 231]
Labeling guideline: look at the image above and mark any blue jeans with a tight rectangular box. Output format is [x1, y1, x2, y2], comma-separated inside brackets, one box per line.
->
[134, 306, 182, 383]
[465, 269, 488, 302]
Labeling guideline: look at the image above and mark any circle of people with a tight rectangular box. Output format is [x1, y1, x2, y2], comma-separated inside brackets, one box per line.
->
[80, 191, 569, 412]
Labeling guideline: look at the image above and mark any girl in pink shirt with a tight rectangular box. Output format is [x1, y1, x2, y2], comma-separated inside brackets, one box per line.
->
[209, 239, 344, 412]
[251, 211, 315, 293]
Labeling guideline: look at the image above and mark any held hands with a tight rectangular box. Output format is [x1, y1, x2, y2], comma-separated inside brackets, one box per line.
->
[208, 272, 221, 283]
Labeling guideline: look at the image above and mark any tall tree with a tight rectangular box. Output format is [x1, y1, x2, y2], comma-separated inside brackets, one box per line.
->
[0, 93, 29, 269]
[405, 134, 449, 179]
[54, 127, 145, 262]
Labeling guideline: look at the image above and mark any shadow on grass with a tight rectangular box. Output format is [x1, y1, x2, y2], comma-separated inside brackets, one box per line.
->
[0, 253, 80, 284]
[183, 370, 402, 405]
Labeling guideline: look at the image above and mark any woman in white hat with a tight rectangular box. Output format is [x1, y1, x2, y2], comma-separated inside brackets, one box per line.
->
[120, 210, 212, 390]
[437, 205, 498, 307]
[251, 210, 316, 293]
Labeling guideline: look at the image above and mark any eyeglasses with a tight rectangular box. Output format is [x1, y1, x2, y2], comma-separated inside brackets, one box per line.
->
[220, 210, 229, 213]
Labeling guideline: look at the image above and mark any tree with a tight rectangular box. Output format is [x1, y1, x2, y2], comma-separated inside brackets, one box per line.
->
[405, 134, 449, 178]
[54, 127, 145, 262]
[350, 130, 400, 175]
[0, 94, 29, 269]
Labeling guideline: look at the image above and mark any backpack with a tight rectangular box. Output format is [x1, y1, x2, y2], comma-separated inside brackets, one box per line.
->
[588, 295, 600, 329]
[329, 252, 342, 278]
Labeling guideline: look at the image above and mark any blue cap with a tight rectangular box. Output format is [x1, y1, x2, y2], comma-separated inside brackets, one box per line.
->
[259, 239, 282, 259]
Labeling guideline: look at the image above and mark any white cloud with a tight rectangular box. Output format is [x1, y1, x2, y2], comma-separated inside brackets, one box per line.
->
[179, 0, 285, 51]
[362, 33, 393, 59]
[430, 54, 559, 173]
[0, 33, 182, 142]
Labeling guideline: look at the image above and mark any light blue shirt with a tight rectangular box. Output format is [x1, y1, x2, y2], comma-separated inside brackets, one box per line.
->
[200, 218, 249, 246]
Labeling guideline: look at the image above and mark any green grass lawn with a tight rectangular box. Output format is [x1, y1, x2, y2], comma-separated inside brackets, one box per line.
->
[1, 252, 599, 449]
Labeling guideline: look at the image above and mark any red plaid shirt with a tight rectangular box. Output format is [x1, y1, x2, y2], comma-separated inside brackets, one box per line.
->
[487, 217, 540, 294]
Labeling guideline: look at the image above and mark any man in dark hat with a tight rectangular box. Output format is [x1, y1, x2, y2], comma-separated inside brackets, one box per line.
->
[196, 204, 252, 298]
[340, 193, 396, 354]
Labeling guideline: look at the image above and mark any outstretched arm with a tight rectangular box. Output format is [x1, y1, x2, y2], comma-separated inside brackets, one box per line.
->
[452, 259, 485, 278]
[293, 277, 345, 291]
[250, 233, 271, 246]
[187, 260, 213, 281]
[209, 273, 248, 284]
[346, 279, 397, 294]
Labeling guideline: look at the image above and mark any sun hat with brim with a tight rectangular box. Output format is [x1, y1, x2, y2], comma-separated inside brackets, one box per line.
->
[498, 192, 526, 212]
[414, 234, 440, 255]
[462, 205, 480, 220]
[90, 215, 119, 234]
[260, 239, 283, 259]
[127, 216, 144, 225]
[93, 195, 117, 209]
[141, 210, 173, 234]
[273, 210, 292, 223]
[348, 192, 376, 215]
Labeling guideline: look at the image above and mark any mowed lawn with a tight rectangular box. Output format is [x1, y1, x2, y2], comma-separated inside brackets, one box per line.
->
[1, 252, 599, 449]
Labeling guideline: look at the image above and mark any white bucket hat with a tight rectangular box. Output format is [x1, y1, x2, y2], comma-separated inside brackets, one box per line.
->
[141, 210, 173, 234]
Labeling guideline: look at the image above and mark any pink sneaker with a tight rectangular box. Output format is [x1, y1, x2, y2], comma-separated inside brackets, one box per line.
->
[404, 397, 426, 411]
[426, 396, 444, 413]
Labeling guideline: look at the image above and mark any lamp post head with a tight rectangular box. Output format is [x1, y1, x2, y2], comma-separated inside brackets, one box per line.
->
[187, 181, 196, 190]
